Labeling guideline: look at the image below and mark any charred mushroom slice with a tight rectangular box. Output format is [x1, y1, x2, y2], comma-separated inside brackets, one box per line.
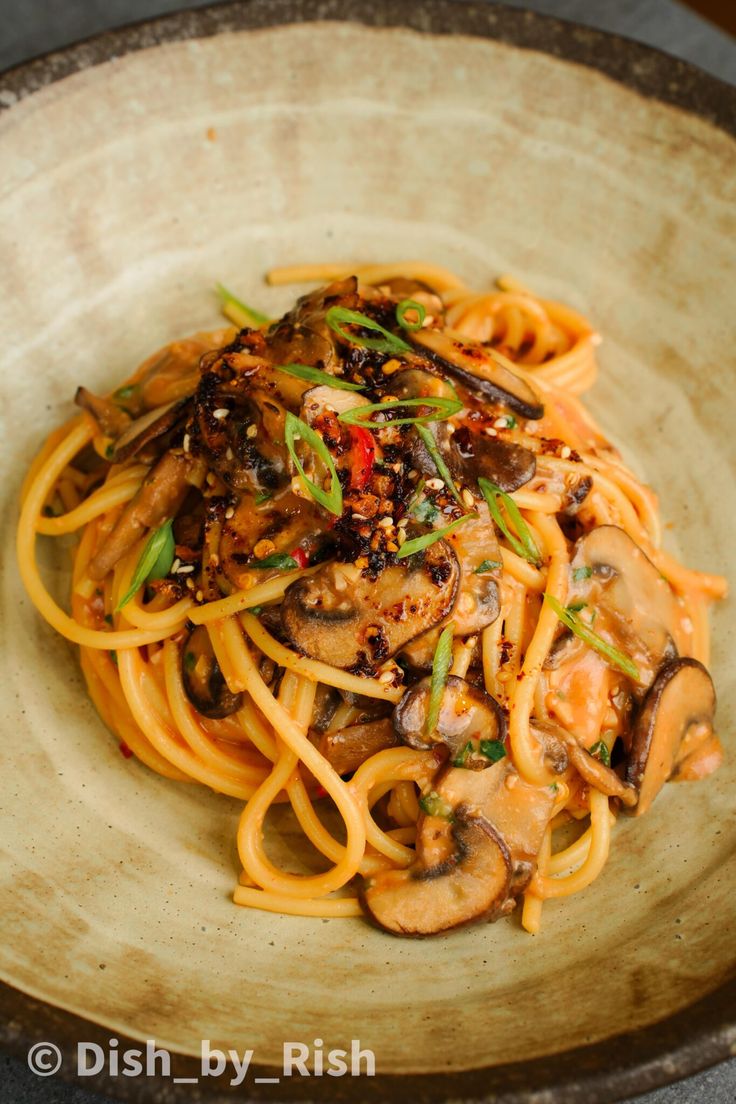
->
[319, 718, 400, 776]
[409, 327, 544, 420]
[111, 398, 189, 463]
[439, 422, 536, 494]
[627, 657, 716, 816]
[394, 675, 506, 765]
[195, 381, 289, 495]
[181, 625, 243, 718]
[570, 526, 685, 680]
[219, 492, 326, 590]
[75, 386, 131, 438]
[281, 540, 460, 670]
[361, 811, 512, 936]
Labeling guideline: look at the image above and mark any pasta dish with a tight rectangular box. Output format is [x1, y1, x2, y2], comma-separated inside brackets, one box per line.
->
[17, 262, 727, 935]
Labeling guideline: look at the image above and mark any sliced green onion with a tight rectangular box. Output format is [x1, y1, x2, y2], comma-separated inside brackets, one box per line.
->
[426, 621, 455, 737]
[338, 395, 462, 428]
[452, 740, 474, 768]
[479, 477, 541, 566]
[415, 424, 464, 505]
[479, 739, 507, 763]
[397, 514, 475, 560]
[325, 306, 412, 356]
[248, 552, 299, 571]
[113, 384, 137, 401]
[418, 791, 454, 820]
[474, 558, 502, 574]
[589, 740, 611, 767]
[116, 520, 175, 610]
[567, 600, 587, 612]
[543, 594, 640, 681]
[395, 298, 426, 332]
[284, 412, 343, 517]
[573, 565, 593, 582]
[215, 282, 270, 327]
[254, 491, 273, 505]
[276, 363, 364, 392]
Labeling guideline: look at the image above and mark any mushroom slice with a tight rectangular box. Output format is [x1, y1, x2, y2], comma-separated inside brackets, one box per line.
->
[318, 718, 400, 776]
[570, 526, 685, 679]
[626, 657, 717, 816]
[409, 327, 544, 420]
[361, 809, 512, 936]
[88, 450, 205, 579]
[219, 491, 326, 590]
[195, 381, 289, 495]
[75, 386, 131, 438]
[530, 719, 636, 806]
[181, 626, 243, 719]
[394, 675, 506, 764]
[281, 540, 460, 671]
[441, 507, 502, 635]
[438, 422, 536, 495]
[111, 398, 189, 463]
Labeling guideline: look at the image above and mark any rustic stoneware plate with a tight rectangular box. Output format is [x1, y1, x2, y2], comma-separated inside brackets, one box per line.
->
[1, 2, 734, 1102]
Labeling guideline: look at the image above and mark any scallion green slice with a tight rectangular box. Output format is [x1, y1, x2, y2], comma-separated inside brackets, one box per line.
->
[479, 477, 541, 566]
[338, 396, 462, 429]
[284, 412, 343, 517]
[544, 594, 640, 681]
[397, 514, 475, 560]
[426, 620, 455, 737]
[276, 363, 364, 392]
[116, 520, 175, 610]
[395, 298, 426, 332]
[325, 306, 412, 356]
[415, 424, 463, 505]
[215, 282, 270, 327]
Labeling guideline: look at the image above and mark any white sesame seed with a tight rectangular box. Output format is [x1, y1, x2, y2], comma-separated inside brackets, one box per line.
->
[378, 516, 394, 528]
[225, 506, 235, 519]
[397, 528, 407, 546]
[225, 447, 234, 460]
[170, 558, 181, 574]
[407, 469, 419, 479]
[561, 445, 572, 459]
[493, 417, 508, 429]
[213, 408, 230, 420]
[206, 472, 216, 486]
[196, 590, 204, 603]
[177, 564, 195, 575]
[397, 518, 409, 529]
[461, 488, 475, 508]
[246, 424, 258, 439]
[182, 433, 191, 452]
[379, 669, 395, 684]
[351, 512, 368, 521]
[484, 427, 498, 437]
[426, 478, 445, 491]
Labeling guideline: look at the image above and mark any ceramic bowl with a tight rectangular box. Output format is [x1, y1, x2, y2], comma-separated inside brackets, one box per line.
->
[1, 2, 734, 1101]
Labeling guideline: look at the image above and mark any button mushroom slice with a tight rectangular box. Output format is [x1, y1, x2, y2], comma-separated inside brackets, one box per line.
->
[444, 505, 502, 635]
[281, 539, 460, 671]
[409, 327, 544, 420]
[437, 421, 537, 494]
[318, 718, 400, 776]
[195, 380, 289, 495]
[181, 625, 243, 719]
[88, 450, 206, 580]
[137, 334, 226, 408]
[394, 675, 506, 765]
[529, 719, 637, 806]
[75, 386, 131, 438]
[219, 491, 326, 590]
[626, 657, 717, 816]
[111, 398, 190, 464]
[271, 275, 361, 359]
[570, 526, 686, 680]
[361, 807, 513, 936]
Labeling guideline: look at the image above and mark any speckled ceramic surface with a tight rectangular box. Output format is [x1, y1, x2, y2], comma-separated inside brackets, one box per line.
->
[0, 3, 734, 1101]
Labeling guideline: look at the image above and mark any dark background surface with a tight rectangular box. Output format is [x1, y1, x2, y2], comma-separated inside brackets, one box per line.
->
[0, 1, 734, 1103]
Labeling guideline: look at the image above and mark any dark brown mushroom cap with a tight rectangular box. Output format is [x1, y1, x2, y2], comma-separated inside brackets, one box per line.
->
[195, 380, 289, 495]
[361, 810, 512, 937]
[269, 275, 360, 363]
[181, 625, 243, 719]
[75, 386, 131, 438]
[219, 491, 326, 590]
[530, 719, 637, 806]
[111, 398, 189, 463]
[569, 526, 685, 681]
[318, 718, 399, 776]
[626, 657, 716, 816]
[394, 675, 506, 763]
[439, 422, 537, 494]
[280, 539, 460, 671]
[409, 326, 544, 420]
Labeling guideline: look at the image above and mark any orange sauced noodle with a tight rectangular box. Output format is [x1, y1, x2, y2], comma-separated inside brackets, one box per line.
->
[17, 263, 727, 935]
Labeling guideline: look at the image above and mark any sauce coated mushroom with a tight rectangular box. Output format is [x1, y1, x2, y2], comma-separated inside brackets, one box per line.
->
[394, 675, 506, 764]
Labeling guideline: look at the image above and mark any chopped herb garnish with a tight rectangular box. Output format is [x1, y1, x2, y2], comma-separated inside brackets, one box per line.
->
[276, 362, 365, 392]
[116, 519, 175, 611]
[567, 600, 587, 612]
[479, 739, 507, 762]
[254, 491, 273, 505]
[183, 651, 196, 672]
[412, 497, 439, 524]
[325, 306, 412, 356]
[504, 414, 517, 429]
[397, 514, 475, 560]
[452, 740, 474, 768]
[113, 384, 136, 401]
[573, 565, 593, 582]
[426, 621, 455, 737]
[247, 605, 263, 615]
[544, 594, 640, 681]
[419, 791, 454, 821]
[550, 782, 559, 793]
[415, 424, 464, 505]
[474, 558, 503, 574]
[589, 740, 611, 767]
[479, 477, 542, 566]
[338, 395, 462, 429]
[405, 477, 426, 517]
[284, 412, 343, 517]
[215, 282, 269, 326]
[395, 298, 426, 332]
[249, 552, 299, 571]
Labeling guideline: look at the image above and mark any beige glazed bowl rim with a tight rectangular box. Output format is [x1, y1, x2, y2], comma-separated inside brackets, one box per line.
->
[2, 2, 735, 1103]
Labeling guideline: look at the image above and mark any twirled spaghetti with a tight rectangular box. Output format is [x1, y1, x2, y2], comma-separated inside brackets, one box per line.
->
[18, 264, 727, 935]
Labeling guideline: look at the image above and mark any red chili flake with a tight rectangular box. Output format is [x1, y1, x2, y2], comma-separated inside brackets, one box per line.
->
[314, 785, 328, 799]
[119, 742, 133, 759]
[290, 547, 309, 569]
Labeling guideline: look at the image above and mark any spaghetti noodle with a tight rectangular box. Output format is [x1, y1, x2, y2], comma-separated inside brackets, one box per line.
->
[18, 264, 727, 935]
